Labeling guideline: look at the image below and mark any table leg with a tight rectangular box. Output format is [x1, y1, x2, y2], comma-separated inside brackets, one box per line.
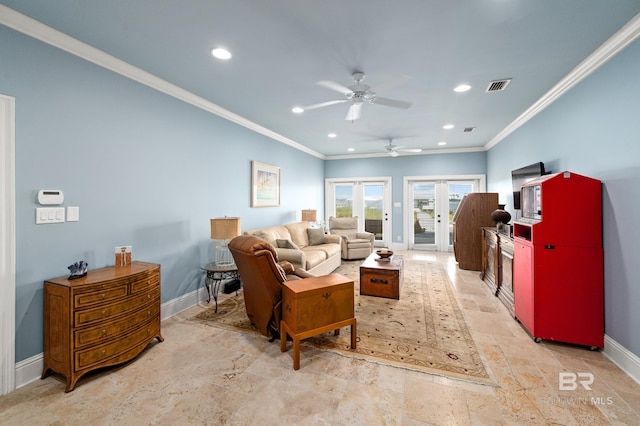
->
[350, 320, 357, 349]
[293, 337, 300, 370]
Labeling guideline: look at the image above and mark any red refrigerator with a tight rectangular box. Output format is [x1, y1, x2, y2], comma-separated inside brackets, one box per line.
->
[513, 171, 603, 348]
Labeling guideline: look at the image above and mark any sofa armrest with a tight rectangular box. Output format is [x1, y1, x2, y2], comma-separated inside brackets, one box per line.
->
[324, 234, 341, 245]
[275, 248, 306, 268]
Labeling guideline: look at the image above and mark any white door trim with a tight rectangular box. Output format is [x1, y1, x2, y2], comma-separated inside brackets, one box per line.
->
[0, 94, 16, 395]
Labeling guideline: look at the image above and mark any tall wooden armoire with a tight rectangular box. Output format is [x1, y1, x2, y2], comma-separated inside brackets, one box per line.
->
[452, 193, 499, 271]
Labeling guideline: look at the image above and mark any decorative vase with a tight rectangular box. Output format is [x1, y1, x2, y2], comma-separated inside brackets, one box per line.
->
[491, 204, 511, 225]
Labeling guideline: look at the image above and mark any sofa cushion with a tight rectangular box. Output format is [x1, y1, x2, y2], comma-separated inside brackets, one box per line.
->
[304, 243, 340, 259]
[302, 249, 328, 270]
[307, 228, 326, 245]
[284, 222, 311, 248]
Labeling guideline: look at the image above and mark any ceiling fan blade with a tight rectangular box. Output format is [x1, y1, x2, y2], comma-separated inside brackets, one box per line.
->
[398, 148, 423, 153]
[301, 99, 348, 111]
[371, 97, 412, 109]
[389, 151, 399, 157]
[345, 103, 362, 121]
[316, 80, 354, 95]
[370, 74, 410, 93]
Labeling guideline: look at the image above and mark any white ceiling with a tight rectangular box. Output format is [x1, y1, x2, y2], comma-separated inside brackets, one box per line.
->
[2, 1, 640, 158]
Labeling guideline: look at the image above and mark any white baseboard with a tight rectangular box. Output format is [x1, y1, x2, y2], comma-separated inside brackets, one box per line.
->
[603, 335, 640, 384]
[14, 286, 207, 390]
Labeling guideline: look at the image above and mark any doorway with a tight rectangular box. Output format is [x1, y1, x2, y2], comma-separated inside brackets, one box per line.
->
[404, 175, 485, 251]
[325, 177, 391, 248]
[1, 94, 16, 395]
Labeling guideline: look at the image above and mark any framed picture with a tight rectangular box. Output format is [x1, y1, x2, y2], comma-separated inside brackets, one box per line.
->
[251, 161, 280, 207]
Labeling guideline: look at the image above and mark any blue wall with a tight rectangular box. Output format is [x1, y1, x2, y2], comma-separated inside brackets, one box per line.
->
[325, 152, 487, 242]
[487, 39, 640, 356]
[1, 26, 324, 361]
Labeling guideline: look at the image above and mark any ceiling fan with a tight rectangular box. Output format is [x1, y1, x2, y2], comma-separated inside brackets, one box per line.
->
[299, 71, 412, 121]
[383, 139, 422, 157]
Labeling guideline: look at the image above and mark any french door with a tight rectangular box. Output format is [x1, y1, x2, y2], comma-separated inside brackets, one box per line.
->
[404, 175, 484, 251]
[325, 177, 391, 248]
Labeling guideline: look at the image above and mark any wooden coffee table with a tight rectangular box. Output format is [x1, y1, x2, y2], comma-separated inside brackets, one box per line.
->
[359, 252, 403, 299]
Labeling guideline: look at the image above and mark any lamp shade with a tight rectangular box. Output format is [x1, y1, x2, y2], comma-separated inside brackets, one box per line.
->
[301, 209, 317, 222]
[210, 217, 241, 240]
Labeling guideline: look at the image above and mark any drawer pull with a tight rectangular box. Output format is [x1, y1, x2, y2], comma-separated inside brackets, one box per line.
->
[101, 294, 106, 299]
[101, 329, 107, 336]
[101, 350, 106, 358]
[286, 304, 292, 312]
[147, 295, 151, 299]
[322, 292, 332, 299]
[101, 310, 106, 317]
[370, 278, 388, 284]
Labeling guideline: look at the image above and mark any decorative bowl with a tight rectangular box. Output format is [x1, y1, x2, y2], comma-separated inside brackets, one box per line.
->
[376, 250, 393, 259]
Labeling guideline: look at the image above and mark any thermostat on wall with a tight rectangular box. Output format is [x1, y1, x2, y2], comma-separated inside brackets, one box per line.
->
[37, 190, 64, 205]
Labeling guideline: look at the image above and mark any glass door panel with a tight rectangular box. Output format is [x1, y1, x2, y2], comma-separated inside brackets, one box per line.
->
[364, 184, 384, 241]
[335, 185, 353, 218]
[412, 183, 436, 249]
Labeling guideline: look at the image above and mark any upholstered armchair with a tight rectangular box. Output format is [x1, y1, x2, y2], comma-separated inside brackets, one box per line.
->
[328, 216, 375, 260]
[228, 235, 313, 339]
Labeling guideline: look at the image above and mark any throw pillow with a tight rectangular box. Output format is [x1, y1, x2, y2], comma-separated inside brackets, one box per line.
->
[306, 227, 326, 246]
[276, 239, 300, 250]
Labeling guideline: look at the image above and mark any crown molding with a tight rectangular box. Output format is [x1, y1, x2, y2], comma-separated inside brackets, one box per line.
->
[0, 5, 325, 160]
[485, 12, 640, 151]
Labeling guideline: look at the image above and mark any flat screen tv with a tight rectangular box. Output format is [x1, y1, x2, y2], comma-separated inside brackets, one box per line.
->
[512, 162, 545, 210]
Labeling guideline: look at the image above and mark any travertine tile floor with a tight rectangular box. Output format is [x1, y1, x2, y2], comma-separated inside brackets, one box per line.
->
[2, 251, 639, 425]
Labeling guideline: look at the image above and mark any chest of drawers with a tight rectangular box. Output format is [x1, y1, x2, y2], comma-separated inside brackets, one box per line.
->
[41, 261, 162, 392]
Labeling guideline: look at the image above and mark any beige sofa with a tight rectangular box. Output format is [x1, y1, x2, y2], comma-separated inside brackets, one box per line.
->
[244, 221, 341, 276]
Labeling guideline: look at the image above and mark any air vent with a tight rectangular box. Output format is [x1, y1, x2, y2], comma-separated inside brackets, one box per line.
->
[486, 79, 511, 92]
[463, 127, 475, 133]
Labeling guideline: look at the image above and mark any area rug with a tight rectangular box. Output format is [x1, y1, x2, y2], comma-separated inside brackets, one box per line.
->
[192, 258, 493, 384]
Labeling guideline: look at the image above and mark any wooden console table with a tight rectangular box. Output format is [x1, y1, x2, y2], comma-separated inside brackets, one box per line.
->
[481, 227, 515, 316]
[42, 261, 163, 391]
[280, 274, 356, 370]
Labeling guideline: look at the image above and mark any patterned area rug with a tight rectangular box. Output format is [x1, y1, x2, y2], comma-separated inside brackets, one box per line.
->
[192, 258, 493, 384]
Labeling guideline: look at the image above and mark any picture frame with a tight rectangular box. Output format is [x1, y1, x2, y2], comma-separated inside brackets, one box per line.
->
[251, 161, 280, 207]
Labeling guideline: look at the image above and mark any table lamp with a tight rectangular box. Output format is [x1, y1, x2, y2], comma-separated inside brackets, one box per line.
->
[210, 217, 241, 267]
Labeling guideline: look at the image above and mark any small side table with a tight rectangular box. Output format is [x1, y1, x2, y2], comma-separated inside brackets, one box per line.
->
[201, 262, 240, 313]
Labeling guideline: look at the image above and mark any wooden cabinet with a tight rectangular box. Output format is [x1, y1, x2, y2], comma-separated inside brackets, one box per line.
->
[481, 228, 515, 316]
[42, 261, 163, 392]
[452, 193, 499, 270]
[280, 274, 356, 370]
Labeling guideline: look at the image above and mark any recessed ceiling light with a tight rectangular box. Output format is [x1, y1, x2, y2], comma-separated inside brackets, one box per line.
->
[438, 141, 447, 146]
[211, 48, 232, 60]
[291, 107, 304, 114]
[347, 148, 355, 152]
[328, 133, 337, 138]
[443, 124, 454, 130]
[454, 84, 471, 93]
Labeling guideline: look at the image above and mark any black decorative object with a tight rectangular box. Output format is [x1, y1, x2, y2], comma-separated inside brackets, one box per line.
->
[67, 260, 88, 280]
[491, 204, 512, 225]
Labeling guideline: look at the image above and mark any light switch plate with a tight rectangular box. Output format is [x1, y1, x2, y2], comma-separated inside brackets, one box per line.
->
[36, 207, 65, 224]
[67, 206, 80, 222]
